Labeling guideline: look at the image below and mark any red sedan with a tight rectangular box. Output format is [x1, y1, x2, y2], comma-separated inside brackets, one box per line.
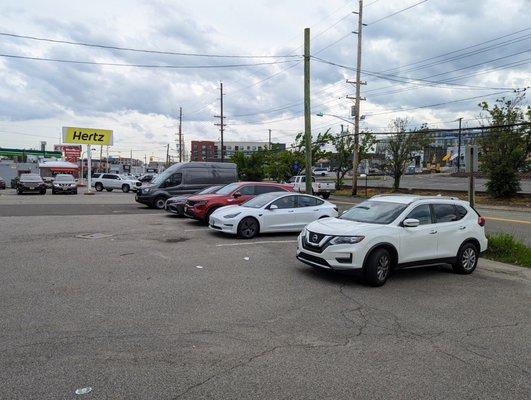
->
[184, 181, 293, 223]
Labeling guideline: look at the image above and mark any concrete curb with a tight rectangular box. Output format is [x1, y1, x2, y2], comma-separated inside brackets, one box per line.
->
[479, 258, 530, 281]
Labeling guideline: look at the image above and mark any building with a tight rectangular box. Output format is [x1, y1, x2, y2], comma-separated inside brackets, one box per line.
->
[190, 140, 286, 161]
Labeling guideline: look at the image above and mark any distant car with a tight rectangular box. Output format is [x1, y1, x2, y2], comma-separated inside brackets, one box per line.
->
[297, 195, 488, 286]
[291, 175, 335, 199]
[139, 173, 157, 183]
[209, 192, 339, 238]
[17, 174, 46, 195]
[0, 176, 5, 190]
[313, 167, 331, 177]
[165, 185, 223, 216]
[51, 174, 78, 195]
[185, 181, 293, 223]
[92, 173, 142, 193]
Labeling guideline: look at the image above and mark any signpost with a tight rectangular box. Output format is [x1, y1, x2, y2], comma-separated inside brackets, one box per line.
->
[465, 145, 478, 207]
[62, 127, 113, 194]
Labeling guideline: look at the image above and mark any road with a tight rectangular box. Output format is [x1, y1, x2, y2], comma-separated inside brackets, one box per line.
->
[347, 174, 531, 194]
[0, 190, 530, 399]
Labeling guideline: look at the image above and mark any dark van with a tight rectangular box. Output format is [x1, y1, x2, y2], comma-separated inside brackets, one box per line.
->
[135, 162, 237, 209]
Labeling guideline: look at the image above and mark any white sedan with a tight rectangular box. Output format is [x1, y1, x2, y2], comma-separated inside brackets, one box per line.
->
[209, 192, 339, 238]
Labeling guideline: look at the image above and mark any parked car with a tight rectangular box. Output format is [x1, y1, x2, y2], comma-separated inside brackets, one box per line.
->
[185, 181, 293, 223]
[313, 167, 331, 177]
[209, 192, 338, 238]
[92, 173, 142, 193]
[138, 173, 157, 183]
[0, 176, 5, 190]
[296, 195, 488, 287]
[17, 174, 47, 195]
[165, 185, 223, 216]
[136, 162, 238, 209]
[51, 174, 78, 195]
[291, 175, 335, 199]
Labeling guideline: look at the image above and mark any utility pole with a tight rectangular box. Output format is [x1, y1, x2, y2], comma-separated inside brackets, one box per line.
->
[178, 106, 183, 162]
[130, 149, 133, 173]
[456, 117, 463, 172]
[303, 27, 312, 195]
[351, 0, 364, 196]
[166, 143, 170, 167]
[214, 82, 226, 162]
[268, 129, 272, 150]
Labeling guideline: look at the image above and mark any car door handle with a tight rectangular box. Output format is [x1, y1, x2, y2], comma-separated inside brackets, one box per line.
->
[429, 230, 438, 234]
[288, 210, 294, 213]
[458, 226, 466, 230]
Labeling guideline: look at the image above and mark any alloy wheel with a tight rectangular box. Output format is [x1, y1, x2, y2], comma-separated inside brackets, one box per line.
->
[376, 255, 390, 281]
[240, 219, 257, 238]
[461, 247, 477, 271]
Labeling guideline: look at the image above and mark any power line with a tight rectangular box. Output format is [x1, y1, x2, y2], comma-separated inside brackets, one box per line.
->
[0, 53, 300, 69]
[0, 31, 301, 59]
[366, 0, 429, 26]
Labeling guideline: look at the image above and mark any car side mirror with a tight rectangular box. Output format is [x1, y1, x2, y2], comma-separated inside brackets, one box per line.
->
[269, 204, 278, 210]
[233, 191, 241, 198]
[403, 218, 420, 227]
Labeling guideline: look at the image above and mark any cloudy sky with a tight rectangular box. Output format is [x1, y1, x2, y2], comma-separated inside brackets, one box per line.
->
[0, 0, 529, 161]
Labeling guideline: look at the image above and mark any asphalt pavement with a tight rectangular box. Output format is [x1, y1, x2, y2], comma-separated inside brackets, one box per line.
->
[0, 191, 530, 399]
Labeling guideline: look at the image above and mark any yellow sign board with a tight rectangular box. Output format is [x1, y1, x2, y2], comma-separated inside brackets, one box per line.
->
[62, 126, 113, 146]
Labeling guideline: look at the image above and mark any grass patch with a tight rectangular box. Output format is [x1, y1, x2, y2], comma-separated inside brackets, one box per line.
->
[484, 233, 531, 267]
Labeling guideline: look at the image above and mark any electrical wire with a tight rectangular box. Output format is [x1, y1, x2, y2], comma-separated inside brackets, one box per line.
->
[366, 0, 429, 26]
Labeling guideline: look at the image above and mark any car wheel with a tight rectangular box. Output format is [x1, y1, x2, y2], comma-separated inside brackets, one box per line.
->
[121, 184, 130, 193]
[321, 192, 330, 199]
[74, 190, 78, 195]
[452, 242, 478, 274]
[17, 190, 22, 195]
[95, 183, 103, 191]
[363, 248, 392, 287]
[153, 196, 167, 209]
[106, 188, 113, 192]
[237, 217, 259, 239]
[203, 207, 219, 224]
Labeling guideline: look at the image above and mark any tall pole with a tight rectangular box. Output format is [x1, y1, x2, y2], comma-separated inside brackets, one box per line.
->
[457, 117, 463, 172]
[166, 144, 170, 167]
[99, 146, 103, 172]
[352, 0, 364, 196]
[220, 83, 224, 162]
[268, 129, 272, 150]
[87, 145, 92, 193]
[130, 149, 133, 174]
[106, 146, 109, 172]
[178, 106, 183, 162]
[303, 27, 313, 195]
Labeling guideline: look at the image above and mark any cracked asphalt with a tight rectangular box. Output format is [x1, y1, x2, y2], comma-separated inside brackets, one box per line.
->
[0, 195, 530, 399]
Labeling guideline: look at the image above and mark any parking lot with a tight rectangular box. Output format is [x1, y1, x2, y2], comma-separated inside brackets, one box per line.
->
[0, 189, 530, 399]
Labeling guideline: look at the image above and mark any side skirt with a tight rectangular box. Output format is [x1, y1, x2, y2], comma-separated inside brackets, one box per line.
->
[397, 257, 457, 269]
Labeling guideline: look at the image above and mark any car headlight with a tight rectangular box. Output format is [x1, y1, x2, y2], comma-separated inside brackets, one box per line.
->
[142, 188, 150, 193]
[329, 235, 365, 245]
[224, 212, 241, 219]
[194, 200, 207, 206]
[70, 183, 77, 187]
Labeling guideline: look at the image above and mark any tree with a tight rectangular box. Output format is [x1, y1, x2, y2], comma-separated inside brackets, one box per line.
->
[381, 118, 430, 190]
[294, 129, 333, 165]
[328, 129, 376, 189]
[478, 94, 531, 198]
[265, 149, 305, 182]
[230, 150, 266, 181]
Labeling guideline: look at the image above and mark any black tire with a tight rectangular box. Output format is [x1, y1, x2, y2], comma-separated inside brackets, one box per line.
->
[237, 217, 259, 239]
[17, 190, 23, 195]
[74, 190, 78, 195]
[153, 196, 167, 209]
[321, 192, 330, 199]
[203, 207, 219, 224]
[40, 189, 46, 195]
[121, 184, 130, 193]
[95, 182, 103, 191]
[106, 188, 113, 192]
[452, 242, 479, 274]
[52, 189, 56, 195]
[363, 248, 392, 287]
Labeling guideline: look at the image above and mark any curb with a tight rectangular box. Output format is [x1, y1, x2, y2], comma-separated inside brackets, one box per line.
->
[479, 258, 531, 281]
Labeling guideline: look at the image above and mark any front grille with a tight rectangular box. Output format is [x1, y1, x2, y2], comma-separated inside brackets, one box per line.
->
[135, 182, 141, 186]
[307, 231, 326, 245]
[186, 200, 197, 207]
[298, 252, 330, 268]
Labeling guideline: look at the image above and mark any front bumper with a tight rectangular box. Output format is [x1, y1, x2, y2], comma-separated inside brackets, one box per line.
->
[53, 186, 77, 193]
[296, 233, 363, 270]
[208, 215, 238, 234]
[166, 202, 185, 215]
[135, 193, 154, 206]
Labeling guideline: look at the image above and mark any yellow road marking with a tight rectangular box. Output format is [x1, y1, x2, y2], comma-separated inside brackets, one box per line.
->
[485, 216, 531, 225]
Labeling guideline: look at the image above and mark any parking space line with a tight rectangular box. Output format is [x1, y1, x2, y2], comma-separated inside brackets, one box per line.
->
[216, 240, 297, 247]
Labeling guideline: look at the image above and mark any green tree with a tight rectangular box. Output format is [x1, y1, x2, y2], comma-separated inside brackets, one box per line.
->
[265, 149, 305, 182]
[478, 94, 531, 198]
[230, 150, 266, 181]
[380, 118, 430, 190]
[328, 130, 376, 189]
[294, 129, 333, 165]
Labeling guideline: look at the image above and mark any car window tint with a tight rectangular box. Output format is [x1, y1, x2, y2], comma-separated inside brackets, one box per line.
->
[433, 204, 458, 223]
[455, 205, 468, 220]
[168, 173, 182, 185]
[406, 204, 432, 225]
[256, 185, 280, 195]
[271, 195, 297, 209]
[239, 185, 254, 195]
[102, 174, 115, 179]
[298, 196, 323, 207]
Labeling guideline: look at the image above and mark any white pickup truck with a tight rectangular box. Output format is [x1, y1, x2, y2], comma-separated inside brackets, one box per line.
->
[291, 175, 335, 199]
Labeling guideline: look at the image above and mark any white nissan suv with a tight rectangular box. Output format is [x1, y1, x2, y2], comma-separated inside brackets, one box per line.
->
[296, 195, 487, 287]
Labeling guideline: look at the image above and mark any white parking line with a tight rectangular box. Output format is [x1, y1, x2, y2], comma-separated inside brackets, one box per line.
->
[216, 240, 297, 247]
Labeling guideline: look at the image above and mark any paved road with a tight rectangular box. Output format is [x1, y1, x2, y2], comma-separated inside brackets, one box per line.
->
[348, 174, 531, 194]
[0, 210, 529, 399]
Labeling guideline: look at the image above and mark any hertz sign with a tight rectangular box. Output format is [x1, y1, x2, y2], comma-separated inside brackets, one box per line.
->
[62, 126, 113, 146]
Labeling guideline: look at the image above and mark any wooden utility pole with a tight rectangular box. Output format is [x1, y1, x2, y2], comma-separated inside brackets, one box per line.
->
[268, 129, 272, 150]
[166, 144, 170, 167]
[214, 82, 226, 162]
[351, 0, 364, 196]
[178, 106, 183, 162]
[457, 117, 463, 172]
[303, 27, 312, 195]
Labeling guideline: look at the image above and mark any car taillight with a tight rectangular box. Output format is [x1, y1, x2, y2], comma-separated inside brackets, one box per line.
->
[478, 216, 485, 227]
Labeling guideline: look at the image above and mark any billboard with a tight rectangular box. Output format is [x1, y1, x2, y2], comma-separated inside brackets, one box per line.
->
[62, 126, 113, 146]
[54, 144, 82, 162]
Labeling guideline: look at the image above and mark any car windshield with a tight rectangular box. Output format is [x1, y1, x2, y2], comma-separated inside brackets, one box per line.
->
[20, 174, 42, 181]
[215, 182, 241, 195]
[340, 200, 407, 224]
[242, 192, 283, 208]
[199, 185, 222, 194]
[151, 169, 173, 185]
[55, 175, 74, 182]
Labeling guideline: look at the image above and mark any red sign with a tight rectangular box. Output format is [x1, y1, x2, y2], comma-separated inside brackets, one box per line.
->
[54, 145, 82, 162]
